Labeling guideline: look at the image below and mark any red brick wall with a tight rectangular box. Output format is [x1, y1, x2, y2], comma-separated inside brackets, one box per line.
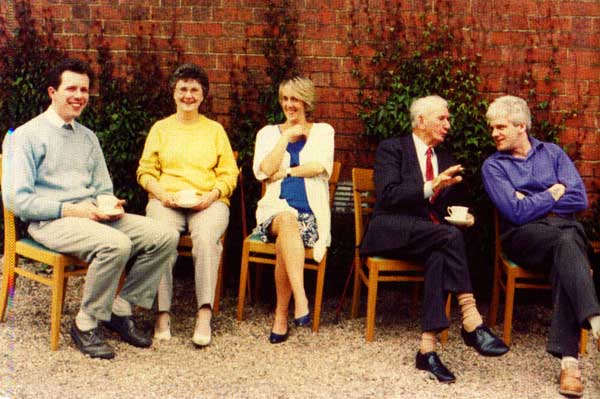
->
[3, 0, 599, 192]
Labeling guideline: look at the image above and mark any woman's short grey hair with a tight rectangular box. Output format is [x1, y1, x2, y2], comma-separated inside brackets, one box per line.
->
[278, 76, 316, 112]
[409, 95, 448, 128]
[486, 95, 532, 131]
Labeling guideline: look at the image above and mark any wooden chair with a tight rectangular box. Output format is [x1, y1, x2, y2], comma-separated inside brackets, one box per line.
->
[0, 155, 90, 350]
[350, 167, 450, 343]
[487, 209, 588, 354]
[236, 161, 342, 332]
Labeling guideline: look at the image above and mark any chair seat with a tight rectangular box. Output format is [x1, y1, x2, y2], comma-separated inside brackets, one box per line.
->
[19, 237, 57, 252]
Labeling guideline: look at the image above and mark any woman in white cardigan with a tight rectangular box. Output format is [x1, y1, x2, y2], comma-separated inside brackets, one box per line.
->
[252, 76, 334, 344]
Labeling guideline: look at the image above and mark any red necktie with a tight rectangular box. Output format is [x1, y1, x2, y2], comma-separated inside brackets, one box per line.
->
[426, 147, 439, 223]
[425, 147, 434, 182]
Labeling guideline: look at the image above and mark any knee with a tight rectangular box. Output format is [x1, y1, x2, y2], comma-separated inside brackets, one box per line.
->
[163, 227, 180, 250]
[275, 212, 300, 234]
[103, 235, 133, 261]
[441, 225, 464, 245]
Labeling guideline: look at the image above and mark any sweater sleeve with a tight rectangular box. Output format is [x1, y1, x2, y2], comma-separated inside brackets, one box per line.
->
[2, 129, 62, 221]
[212, 127, 239, 199]
[252, 126, 278, 181]
[136, 123, 162, 190]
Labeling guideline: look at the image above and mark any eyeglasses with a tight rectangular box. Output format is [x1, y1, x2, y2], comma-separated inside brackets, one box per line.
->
[176, 87, 202, 96]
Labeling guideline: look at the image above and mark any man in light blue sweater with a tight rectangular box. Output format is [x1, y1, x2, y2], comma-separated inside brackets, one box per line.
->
[2, 58, 179, 359]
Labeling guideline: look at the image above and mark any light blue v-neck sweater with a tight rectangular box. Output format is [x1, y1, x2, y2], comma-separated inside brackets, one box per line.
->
[2, 112, 113, 221]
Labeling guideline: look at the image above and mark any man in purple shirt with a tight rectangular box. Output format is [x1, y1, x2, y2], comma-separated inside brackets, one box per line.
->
[482, 95, 600, 398]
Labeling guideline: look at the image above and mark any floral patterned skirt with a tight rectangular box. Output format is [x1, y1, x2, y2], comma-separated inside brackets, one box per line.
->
[255, 212, 319, 247]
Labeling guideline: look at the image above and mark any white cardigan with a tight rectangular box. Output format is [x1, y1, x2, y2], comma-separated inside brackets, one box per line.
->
[252, 123, 335, 261]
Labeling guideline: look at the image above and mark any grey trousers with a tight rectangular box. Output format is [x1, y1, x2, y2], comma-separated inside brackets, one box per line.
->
[502, 217, 600, 358]
[28, 213, 179, 321]
[145, 199, 230, 311]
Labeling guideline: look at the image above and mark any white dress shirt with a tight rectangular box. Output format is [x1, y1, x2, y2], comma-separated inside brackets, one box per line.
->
[412, 133, 438, 199]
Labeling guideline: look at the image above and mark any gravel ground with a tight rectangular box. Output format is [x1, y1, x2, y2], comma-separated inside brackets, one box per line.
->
[1, 261, 599, 399]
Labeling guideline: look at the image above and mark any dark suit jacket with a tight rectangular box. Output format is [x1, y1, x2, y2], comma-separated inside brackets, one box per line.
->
[360, 134, 469, 255]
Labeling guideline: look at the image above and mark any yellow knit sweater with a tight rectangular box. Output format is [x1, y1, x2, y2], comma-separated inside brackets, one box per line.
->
[136, 114, 238, 206]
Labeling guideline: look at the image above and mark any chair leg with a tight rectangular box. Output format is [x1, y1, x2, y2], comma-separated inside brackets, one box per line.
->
[0, 251, 17, 322]
[365, 263, 379, 342]
[487, 259, 501, 327]
[254, 264, 264, 302]
[236, 242, 251, 321]
[50, 266, 66, 351]
[350, 251, 361, 319]
[312, 255, 327, 332]
[502, 273, 516, 346]
[60, 277, 69, 316]
[579, 329, 587, 356]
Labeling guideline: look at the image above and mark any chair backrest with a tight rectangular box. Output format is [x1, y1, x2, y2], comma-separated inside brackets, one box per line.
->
[0, 155, 19, 248]
[259, 161, 342, 208]
[351, 168, 376, 247]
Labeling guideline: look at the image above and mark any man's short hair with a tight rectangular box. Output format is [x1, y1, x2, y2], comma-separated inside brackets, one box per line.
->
[47, 58, 95, 90]
[278, 76, 316, 113]
[169, 64, 210, 97]
[486, 95, 532, 131]
[409, 95, 448, 128]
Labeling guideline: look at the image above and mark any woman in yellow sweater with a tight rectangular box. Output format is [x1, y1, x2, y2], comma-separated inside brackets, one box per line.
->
[136, 64, 238, 347]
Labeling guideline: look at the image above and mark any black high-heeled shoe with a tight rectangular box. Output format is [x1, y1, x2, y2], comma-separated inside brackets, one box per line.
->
[269, 329, 289, 344]
[293, 313, 311, 327]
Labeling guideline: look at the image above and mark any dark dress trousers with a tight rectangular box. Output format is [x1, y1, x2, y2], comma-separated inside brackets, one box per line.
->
[501, 217, 600, 358]
[360, 135, 473, 332]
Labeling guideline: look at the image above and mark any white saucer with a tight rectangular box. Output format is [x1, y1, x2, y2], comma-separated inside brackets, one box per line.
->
[99, 208, 124, 216]
[176, 198, 201, 208]
[444, 216, 469, 226]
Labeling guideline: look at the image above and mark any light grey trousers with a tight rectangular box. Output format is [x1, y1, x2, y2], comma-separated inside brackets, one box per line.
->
[28, 213, 180, 321]
[145, 199, 230, 311]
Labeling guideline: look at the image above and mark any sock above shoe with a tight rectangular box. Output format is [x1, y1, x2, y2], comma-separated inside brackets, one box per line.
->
[588, 315, 600, 339]
[457, 293, 483, 332]
[112, 296, 133, 317]
[561, 356, 579, 370]
[75, 310, 98, 331]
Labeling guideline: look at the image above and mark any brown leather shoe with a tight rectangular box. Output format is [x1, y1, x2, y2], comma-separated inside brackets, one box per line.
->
[558, 367, 583, 397]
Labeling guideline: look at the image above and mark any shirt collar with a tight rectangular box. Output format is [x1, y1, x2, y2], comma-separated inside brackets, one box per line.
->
[412, 133, 433, 156]
[44, 106, 76, 130]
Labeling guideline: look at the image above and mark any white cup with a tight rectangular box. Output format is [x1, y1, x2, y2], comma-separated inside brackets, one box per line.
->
[176, 189, 198, 202]
[447, 206, 468, 221]
[97, 194, 119, 211]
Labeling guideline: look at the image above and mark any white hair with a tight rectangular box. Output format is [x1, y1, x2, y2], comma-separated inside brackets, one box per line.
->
[410, 95, 448, 128]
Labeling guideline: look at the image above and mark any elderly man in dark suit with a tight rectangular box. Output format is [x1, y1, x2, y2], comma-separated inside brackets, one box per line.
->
[360, 95, 508, 383]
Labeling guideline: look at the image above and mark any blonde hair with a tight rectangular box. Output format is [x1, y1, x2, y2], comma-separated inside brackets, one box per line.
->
[486, 95, 532, 131]
[278, 76, 316, 112]
[409, 95, 448, 128]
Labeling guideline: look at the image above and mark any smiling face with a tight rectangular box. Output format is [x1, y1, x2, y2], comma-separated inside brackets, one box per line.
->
[48, 70, 90, 123]
[173, 79, 203, 114]
[489, 117, 529, 156]
[279, 87, 308, 124]
[417, 104, 451, 147]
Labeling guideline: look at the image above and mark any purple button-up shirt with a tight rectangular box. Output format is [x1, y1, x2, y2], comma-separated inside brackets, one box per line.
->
[482, 137, 587, 228]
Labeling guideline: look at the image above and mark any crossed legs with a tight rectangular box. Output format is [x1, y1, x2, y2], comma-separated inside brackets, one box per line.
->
[270, 211, 309, 335]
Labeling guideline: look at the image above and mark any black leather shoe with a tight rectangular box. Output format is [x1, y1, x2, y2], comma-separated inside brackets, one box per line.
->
[269, 330, 289, 344]
[70, 323, 115, 359]
[293, 313, 311, 327]
[461, 324, 509, 357]
[415, 351, 456, 383]
[103, 313, 152, 348]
